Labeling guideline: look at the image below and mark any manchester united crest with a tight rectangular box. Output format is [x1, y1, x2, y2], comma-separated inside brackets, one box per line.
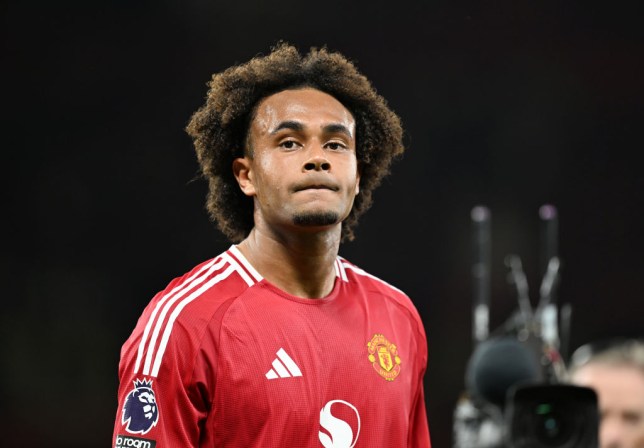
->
[367, 334, 401, 381]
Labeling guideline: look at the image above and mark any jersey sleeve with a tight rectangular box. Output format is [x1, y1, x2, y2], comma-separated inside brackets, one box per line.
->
[408, 372, 431, 447]
[112, 252, 250, 448]
[408, 293, 432, 447]
[112, 290, 212, 448]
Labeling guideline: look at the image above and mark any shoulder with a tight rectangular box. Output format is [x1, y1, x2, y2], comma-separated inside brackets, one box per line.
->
[120, 246, 262, 379]
[148, 249, 255, 321]
[338, 257, 424, 324]
[338, 256, 428, 360]
[338, 257, 407, 298]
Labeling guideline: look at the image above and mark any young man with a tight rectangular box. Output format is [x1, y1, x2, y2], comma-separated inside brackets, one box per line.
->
[569, 339, 644, 448]
[112, 42, 431, 447]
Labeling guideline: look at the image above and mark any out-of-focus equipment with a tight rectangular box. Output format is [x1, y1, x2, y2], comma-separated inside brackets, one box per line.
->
[453, 204, 599, 448]
[506, 384, 599, 448]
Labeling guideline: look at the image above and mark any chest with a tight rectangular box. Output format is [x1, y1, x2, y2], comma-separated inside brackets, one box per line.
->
[209, 294, 419, 446]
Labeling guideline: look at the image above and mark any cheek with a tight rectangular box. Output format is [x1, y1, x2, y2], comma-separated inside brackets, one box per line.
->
[253, 157, 283, 197]
[257, 153, 275, 173]
[350, 161, 360, 194]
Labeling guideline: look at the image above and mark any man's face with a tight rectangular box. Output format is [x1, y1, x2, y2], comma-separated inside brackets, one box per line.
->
[572, 363, 644, 448]
[234, 88, 360, 235]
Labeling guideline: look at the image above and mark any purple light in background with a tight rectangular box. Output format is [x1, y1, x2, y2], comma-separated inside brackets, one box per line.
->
[539, 204, 558, 221]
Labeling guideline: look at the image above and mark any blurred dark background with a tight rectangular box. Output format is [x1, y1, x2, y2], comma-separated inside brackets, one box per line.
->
[2, 1, 643, 446]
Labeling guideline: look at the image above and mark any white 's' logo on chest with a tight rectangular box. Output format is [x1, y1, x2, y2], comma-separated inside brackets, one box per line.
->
[318, 400, 361, 447]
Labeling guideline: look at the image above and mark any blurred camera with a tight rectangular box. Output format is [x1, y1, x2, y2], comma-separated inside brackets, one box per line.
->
[456, 205, 601, 448]
[505, 384, 599, 448]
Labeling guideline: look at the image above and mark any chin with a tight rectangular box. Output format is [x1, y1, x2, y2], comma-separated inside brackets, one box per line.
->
[292, 211, 340, 227]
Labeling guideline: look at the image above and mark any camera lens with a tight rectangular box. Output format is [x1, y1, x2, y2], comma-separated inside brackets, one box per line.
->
[534, 403, 574, 445]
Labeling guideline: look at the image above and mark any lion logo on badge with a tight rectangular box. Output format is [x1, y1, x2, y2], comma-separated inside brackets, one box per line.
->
[122, 378, 159, 435]
[367, 334, 401, 381]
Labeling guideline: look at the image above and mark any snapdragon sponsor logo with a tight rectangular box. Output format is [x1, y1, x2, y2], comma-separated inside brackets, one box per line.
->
[115, 435, 156, 448]
[319, 400, 361, 448]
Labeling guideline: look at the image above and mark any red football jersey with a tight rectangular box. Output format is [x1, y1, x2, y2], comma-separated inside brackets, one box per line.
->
[113, 245, 431, 447]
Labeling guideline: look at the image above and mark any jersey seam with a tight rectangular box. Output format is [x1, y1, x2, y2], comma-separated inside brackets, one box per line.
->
[187, 285, 258, 410]
[363, 285, 427, 356]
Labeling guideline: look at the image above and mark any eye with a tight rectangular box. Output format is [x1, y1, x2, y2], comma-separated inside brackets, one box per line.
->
[623, 411, 642, 425]
[325, 141, 347, 151]
[279, 140, 301, 150]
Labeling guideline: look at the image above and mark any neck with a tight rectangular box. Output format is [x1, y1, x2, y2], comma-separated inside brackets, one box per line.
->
[236, 225, 341, 299]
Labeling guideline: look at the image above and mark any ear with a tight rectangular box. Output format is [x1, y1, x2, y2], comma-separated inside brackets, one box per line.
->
[233, 156, 256, 197]
[354, 163, 361, 195]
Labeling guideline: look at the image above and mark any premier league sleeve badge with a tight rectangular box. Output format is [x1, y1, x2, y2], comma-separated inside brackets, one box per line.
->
[121, 379, 160, 435]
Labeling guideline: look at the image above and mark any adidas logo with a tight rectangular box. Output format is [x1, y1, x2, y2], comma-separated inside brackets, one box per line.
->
[265, 348, 302, 379]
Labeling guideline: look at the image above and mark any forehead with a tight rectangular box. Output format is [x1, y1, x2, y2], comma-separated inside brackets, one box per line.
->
[574, 364, 644, 408]
[251, 88, 355, 132]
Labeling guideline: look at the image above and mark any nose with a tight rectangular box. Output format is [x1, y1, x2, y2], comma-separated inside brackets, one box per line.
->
[303, 145, 331, 171]
[600, 418, 623, 448]
[304, 159, 331, 171]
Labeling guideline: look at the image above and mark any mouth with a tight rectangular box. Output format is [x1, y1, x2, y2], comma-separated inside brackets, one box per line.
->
[293, 183, 339, 192]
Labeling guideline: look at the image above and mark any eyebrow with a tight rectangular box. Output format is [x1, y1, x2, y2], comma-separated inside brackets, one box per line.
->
[322, 123, 353, 138]
[270, 121, 304, 134]
[270, 121, 353, 138]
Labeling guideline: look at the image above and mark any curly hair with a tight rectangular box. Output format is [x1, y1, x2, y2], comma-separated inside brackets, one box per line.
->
[186, 42, 404, 243]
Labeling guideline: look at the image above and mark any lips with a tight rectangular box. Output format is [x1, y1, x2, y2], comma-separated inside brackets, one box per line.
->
[297, 185, 336, 191]
[293, 180, 340, 192]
